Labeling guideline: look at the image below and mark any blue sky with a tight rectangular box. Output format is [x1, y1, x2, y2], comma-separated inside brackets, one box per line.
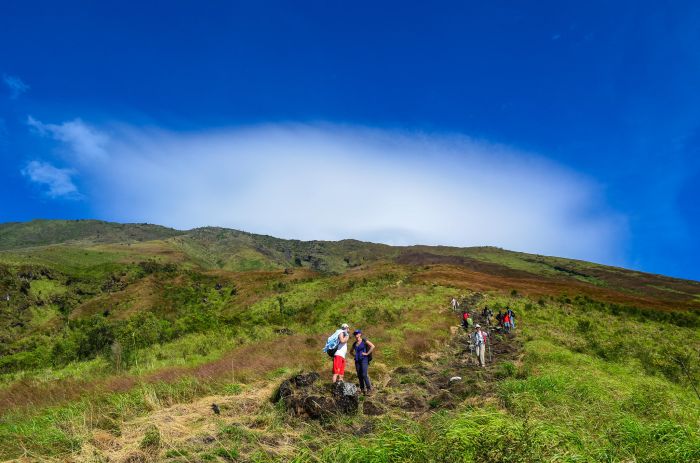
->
[1, 1, 699, 280]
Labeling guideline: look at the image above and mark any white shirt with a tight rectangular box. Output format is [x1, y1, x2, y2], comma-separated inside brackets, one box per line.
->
[335, 331, 348, 358]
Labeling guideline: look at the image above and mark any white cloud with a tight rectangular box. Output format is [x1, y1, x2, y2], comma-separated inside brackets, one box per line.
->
[21, 161, 79, 198]
[3, 74, 29, 99]
[65, 123, 627, 264]
[27, 116, 109, 163]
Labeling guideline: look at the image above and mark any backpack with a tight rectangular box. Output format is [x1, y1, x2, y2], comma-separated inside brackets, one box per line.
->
[353, 338, 373, 363]
[324, 330, 342, 357]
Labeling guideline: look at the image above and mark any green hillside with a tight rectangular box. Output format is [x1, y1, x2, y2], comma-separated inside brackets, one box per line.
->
[0, 220, 698, 462]
[0, 219, 184, 250]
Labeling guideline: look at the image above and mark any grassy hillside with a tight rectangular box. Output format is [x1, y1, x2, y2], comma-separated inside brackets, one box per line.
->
[0, 219, 183, 250]
[0, 220, 697, 462]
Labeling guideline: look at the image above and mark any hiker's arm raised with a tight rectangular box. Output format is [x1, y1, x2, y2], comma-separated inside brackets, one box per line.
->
[339, 332, 349, 343]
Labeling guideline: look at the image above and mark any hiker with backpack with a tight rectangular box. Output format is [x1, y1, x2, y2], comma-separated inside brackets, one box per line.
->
[496, 310, 504, 329]
[461, 310, 473, 329]
[472, 324, 488, 367]
[323, 323, 350, 383]
[503, 311, 512, 333]
[351, 329, 375, 395]
[506, 307, 516, 330]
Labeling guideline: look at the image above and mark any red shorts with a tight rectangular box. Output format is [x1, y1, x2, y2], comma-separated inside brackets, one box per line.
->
[333, 356, 346, 375]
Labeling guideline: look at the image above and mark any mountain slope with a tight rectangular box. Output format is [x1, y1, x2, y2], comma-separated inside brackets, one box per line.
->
[0, 219, 184, 250]
[0, 219, 697, 461]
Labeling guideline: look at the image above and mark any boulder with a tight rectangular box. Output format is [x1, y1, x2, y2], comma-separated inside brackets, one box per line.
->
[333, 381, 359, 414]
[293, 372, 320, 388]
[302, 395, 335, 419]
[275, 379, 294, 402]
[275, 373, 358, 419]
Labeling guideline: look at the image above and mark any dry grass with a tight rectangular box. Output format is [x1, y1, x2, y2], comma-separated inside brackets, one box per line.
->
[408, 263, 695, 311]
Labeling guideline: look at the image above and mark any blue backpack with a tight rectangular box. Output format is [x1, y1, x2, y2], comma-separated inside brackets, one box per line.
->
[324, 330, 342, 357]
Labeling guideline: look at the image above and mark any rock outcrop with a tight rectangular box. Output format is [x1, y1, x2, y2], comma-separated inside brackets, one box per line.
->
[275, 372, 359, 420]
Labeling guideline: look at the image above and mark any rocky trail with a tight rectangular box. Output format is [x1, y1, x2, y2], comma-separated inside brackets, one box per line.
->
[77, 313, 523, 462]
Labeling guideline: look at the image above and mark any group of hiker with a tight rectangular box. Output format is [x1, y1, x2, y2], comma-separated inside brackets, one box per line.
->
[319, 299, 517, 393]
[459, 300, 517, 367]
[323, 323, 375, 394]
[461, 304, 516, 333]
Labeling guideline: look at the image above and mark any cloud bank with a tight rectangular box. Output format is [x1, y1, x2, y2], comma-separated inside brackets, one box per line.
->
[23, 120, 627, 264]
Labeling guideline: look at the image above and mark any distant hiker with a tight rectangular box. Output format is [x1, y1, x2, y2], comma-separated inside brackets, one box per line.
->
[332, 323, 350, 383]
[351, 329, 375, 394]
[496, 310, 504, 328]
[482, 306, 493, 326]
[503, 311, 512, 333]
[451, 297, 458, 311]
[461, 310, 473, 329]
[473, 324, 488, 367]
[506, 307, 516, 330]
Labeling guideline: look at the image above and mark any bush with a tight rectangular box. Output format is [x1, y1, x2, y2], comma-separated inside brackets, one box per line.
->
[52, 315, 114, 365]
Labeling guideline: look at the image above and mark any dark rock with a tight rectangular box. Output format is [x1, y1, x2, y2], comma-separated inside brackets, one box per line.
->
[362, 400, 385, 416]
[211, 403, 220, 415]
[276, 372, 358, 420]
[302, 395, 335, 419]
[293, 372, 320, 388]
[275, 328, 294, 336]
[274, 380, 294, 403]
[333, 381, 359, 414]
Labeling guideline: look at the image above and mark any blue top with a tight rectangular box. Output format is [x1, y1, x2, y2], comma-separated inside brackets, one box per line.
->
[354, 339, 368, 362]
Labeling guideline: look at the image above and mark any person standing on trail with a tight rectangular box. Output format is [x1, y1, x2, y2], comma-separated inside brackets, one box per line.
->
[473, 324, 488, 367]
[482, 306, 493, 326]
[451, 297, 458, 311]
[351, 329, 375, 395]
[503, 311, 512, 333]
[332, 323, 350, 383]
[496, 310, 504, 329]
[461, 310, 473, 329]
[506, 307, 516, 330]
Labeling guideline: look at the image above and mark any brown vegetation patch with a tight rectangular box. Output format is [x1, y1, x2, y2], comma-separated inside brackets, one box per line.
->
[408, 264, 697, 311]
[70, 275, 161, 320]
